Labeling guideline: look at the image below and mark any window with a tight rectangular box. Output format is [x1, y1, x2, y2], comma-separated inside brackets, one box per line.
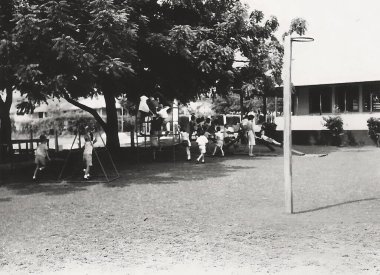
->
[309, 87, 332, 114]
[335, 85, 359, 112]
[363, 83, 380, 112]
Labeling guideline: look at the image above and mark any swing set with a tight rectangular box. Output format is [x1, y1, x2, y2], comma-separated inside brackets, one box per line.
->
[58, 128, 120, 183]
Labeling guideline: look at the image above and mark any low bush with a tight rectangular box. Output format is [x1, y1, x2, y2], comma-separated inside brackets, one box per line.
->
[323, 116, 344, 146]
[323, 116, 343, 136]
[367, 117, 380, 144]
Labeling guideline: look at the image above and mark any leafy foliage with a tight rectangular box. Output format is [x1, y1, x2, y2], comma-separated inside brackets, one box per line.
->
[3, 0, 302, 150]
[323, 116, 343, 136]
[367, 117, 380, 144]
[17, 113, 100, 136]
[212, 92, 263, 114]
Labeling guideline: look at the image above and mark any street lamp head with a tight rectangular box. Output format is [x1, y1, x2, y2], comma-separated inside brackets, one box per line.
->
[291, 36, 314, 43]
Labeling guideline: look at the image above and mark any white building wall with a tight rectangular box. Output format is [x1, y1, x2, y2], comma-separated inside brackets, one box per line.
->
[275, 113, 380, 131]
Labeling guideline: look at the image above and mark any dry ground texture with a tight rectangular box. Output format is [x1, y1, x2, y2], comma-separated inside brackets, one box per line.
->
[0, 146, 379, 274]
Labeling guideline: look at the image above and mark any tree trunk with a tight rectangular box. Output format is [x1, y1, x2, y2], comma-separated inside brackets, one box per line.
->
[0, 114, 12, 145]
[240, 90, 244, 120]
[103, 92, 120, 150]
[0, 88, 13, 161]
[263, 95, 267, 122]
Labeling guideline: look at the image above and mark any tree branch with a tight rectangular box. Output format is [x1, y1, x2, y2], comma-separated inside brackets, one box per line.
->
[5, 87, 13, 111]
[63, 95, 107, 131]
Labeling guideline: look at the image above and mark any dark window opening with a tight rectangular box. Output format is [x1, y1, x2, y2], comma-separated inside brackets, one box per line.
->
[309, 87, 332, 114]
[363, 83, 380, 112]
[335, 85, 359, 113]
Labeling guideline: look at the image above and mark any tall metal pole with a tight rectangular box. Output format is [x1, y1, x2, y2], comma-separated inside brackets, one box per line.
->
[283, 35, 293, 214]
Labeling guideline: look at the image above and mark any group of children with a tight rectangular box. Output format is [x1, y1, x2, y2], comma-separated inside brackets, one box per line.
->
[32, 115, 283, 180]
[180, 118, 226, 164]
[179, 114, 283, 164]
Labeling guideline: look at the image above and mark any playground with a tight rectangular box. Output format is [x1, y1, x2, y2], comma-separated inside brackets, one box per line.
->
[0, 145, 379, 274]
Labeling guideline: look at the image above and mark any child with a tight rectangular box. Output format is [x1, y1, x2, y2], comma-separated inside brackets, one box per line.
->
[195, 130, 208, 164]
[83, 133, 96, 180]
[259, 129, 282, 146]
[33, 135, 50, 180]
[180, 128, 191, 161]
[212, 126, 224, 157]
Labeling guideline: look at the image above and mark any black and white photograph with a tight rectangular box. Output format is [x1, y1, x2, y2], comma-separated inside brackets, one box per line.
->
[0, 0, 379, 274]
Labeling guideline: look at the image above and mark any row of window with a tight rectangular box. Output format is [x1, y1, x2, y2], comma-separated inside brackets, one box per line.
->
[309, 85, 380, 114]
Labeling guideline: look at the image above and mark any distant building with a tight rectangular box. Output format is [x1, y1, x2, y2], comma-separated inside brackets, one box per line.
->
[10, 92, 122, 131]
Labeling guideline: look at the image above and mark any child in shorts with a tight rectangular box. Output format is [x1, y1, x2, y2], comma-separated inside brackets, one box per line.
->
[212, 126, 225, 157]
[83, 134, 95, 179]
[180, 129, 191, 161]
[33, 135, 50, 180]
[195, 130, 208, 164]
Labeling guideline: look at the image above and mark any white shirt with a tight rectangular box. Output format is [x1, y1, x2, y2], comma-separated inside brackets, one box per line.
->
[196, 135, 208, 147]
[157, 106, 170, 119]
[180, 131, 190, 141]
[138, 95, 150, 113]
[35, 143, 48, 157]
[215, 132, 224, 145]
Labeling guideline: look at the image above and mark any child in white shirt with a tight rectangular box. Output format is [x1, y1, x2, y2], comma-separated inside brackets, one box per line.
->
[180, 130, 191, 161]
[195, 131, 208, 164]
[33, 135, 50, 180]
[83, 134, 96, 179]
[212, 126, 225, 157]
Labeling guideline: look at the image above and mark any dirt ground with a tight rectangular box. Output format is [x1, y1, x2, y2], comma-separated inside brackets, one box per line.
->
[0, 145, 379, 274]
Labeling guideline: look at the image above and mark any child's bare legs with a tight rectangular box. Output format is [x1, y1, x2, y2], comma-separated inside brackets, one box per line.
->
[85, 164, 90, 177]
[219, 146, 224, 156]
[33, 164, 40, 179]
[212, 145, 224, 156]
[212, 145, 218, 156]
[186, 147, 191, 160]
[249, 145, 253, 156]
[196, 153, 205, 163]
[152, 148, 157, 160]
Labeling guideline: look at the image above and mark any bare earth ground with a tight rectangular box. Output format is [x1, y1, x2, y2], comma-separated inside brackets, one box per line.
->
[0, 145, 379, 274]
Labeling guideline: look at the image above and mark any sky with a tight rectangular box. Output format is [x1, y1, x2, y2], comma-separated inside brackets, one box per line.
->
[242, 0, 380, 86]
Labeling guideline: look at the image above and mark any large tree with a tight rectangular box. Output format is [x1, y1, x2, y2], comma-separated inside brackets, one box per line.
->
[6, 0, 296, 152]
[0, 0, 16, 155]
[11, 0, 139, 150]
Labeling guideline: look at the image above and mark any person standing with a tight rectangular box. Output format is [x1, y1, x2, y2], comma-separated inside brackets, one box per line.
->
[195, 131, 208, 164]
[212, 126, 225, 157]
[189, 114, 197, 141]
[33, 135, 50, 180]
[83, 134, 96, 180]
[180, 128, 192, 161]
[247, 114, 256, 157]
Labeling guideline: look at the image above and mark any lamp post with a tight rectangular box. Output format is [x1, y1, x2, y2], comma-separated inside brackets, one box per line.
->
[283, 35, 314, 214]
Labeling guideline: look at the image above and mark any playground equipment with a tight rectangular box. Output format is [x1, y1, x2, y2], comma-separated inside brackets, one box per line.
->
[135, 98, 181, 162]
[58, 130, 120, 183]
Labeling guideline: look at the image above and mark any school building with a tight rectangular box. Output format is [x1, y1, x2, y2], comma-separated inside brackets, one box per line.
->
[273, 80, 380, 145]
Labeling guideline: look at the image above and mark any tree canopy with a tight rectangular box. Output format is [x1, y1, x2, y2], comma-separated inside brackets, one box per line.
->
[1, 0, 304, 150]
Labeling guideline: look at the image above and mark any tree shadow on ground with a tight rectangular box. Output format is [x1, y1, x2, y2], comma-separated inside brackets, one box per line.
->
[107, 154, 261, 188]
[0, 197, 12, 202]
[294, 197, 379, 214]
[0, 144, 342, 197]
[0, 151, 264, 196]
